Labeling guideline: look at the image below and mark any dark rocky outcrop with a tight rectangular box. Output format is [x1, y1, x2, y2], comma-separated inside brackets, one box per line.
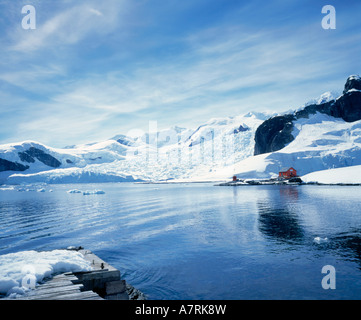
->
[234, 124, 249, 134]
[334, 90, 361, 122]
[18, 147, 61, 168]
[26, 147, 61, 168]
[294, 100, 335, 119]
[254, 75, 361, 155]
[112, 134, 134, 146]
[0, 158, 29, 172]
[18, 151, 36, 163]
[116, 137, 133, 146]
[288, 177, 303, 183]
[343, 75, 361, 94]
[254, 115, 295, 155]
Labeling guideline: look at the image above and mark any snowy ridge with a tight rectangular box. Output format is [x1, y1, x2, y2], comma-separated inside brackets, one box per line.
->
[304, 91, 338, 107]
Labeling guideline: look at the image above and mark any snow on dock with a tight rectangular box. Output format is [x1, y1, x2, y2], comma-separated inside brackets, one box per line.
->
[13, 273, 104, 300]
[0, 248, 143, 300]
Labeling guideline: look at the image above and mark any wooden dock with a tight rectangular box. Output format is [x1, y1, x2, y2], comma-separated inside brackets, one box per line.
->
[17, 273, 104, 300]
[7, 248, 140, 300]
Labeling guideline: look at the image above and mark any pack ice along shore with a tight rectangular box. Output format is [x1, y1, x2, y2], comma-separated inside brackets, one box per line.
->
[1, 75, 361, 185]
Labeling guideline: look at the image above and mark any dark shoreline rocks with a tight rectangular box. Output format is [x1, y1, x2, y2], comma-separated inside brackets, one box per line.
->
[216, 180, 300, 186]
[216, 179, 361, 187]
[126, 283, 147, 300]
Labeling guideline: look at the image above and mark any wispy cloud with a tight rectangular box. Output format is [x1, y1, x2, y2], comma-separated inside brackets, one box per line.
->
[0, 0, 361, 147]
[9, 0, 126, 52]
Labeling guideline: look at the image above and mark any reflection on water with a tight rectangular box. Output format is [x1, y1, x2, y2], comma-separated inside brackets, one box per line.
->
[328, 231, 361, 267]
[256, 185, 361, 273]
[257, 186, 304, 244]
[258, 207, 305, 244]
[2, 183, 361, 299]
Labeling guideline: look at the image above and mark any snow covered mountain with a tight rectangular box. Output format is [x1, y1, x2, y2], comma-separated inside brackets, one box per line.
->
[0, 112, 270, 183]
[1, 75, 361, 184]
[224, 112, 361, 180]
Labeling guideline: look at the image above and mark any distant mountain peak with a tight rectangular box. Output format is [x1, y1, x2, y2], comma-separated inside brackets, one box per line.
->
[304, 91, 339, 108]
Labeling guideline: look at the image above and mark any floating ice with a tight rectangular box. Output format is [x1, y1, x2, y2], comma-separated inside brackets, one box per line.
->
[83, 190, 105, 195]
[67, 189, 82, 194]
[314, 237, 328, 244]
[0, 186, 15, 191]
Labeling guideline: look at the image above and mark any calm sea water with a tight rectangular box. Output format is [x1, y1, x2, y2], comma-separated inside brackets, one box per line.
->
[1, 182, 361, 300]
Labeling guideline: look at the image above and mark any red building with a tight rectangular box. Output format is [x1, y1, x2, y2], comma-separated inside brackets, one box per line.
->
[279, 167, 297, 179]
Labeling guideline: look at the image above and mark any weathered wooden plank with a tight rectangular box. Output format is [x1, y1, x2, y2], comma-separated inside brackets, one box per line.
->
[36, 281, 75, 289]
[51, 290, 103, 300]
[32, 286, 81, 296]
[24, 285, 83, 300]
[33, 283, 83, 294]
[83, 295, 105, 300]
[24, 288, 82, 300]
[42, 275, 78, 283]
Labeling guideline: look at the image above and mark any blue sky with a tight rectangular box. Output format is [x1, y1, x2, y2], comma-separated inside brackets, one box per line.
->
[0, 0, 361, 147]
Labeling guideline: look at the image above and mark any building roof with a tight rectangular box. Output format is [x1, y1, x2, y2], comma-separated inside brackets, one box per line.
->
[279, 167, 295, 172]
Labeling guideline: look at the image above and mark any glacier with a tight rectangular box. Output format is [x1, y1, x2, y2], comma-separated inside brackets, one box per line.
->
[0, 112, 270, 184]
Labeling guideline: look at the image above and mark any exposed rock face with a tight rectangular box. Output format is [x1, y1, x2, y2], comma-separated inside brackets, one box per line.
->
[254, 76, 361, 155]
[17, 147, 61, 168]
[234, 124, 249, 134]
[254, 115, 295, 155]
[334, 91, 361, 122]
[294, 100, 334, 119]
[0, 158, 29, 172]
[18, 151, 36, 163]
[116, 137, 133, 146]
[343, 75, 361, 94]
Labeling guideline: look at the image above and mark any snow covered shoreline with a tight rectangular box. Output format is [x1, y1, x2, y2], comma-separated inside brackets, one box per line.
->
[301, 165, 361, 185]
[217, 165, 361, 186]
[2, 164, 361, 193]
